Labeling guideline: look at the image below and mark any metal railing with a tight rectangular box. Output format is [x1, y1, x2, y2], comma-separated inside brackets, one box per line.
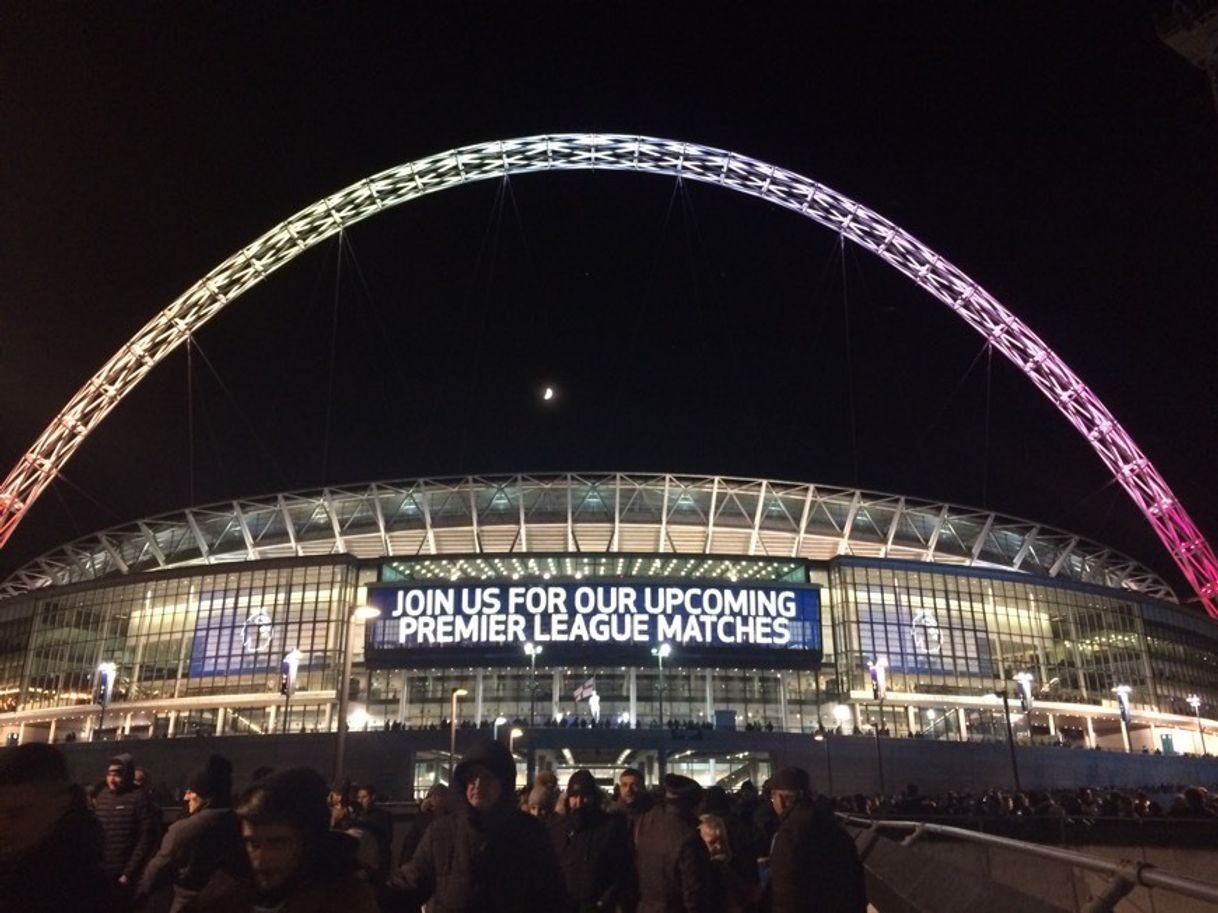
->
[841, 814, 1218, 912]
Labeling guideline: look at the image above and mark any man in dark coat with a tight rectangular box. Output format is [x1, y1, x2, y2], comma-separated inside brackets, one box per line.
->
[767, 767, 867, 913]
[549, 769, 634, 913]
[634, 774, 715, 913]
[136, 753, 242, 913]
[0, 743, 114, 913]
[394, 738, 565, 913]
[353, 782, 395, 878]
[93, 753, 159, 895]
[190, 766, 379, 913]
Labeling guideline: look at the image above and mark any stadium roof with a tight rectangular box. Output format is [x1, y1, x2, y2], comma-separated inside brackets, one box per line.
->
[0, 473, 1174, 602]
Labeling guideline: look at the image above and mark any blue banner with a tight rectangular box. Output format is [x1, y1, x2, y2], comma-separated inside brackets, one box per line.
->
[366, 581, 820, 654]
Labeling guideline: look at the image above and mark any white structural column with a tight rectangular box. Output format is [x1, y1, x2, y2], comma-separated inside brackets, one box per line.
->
[322, 702, 332, 733]
[1047, 713, 1057, 738]
[16, 722, 23, 745]
[777, 674, 789, 732]
[1086, 716, 1097, 748]
[397, 674, 409, 725]
[628, 669, 638, 726]
[704, 671, 714, 723]
[906, 705, 917, 736]
[551, 671, 561, 722]
[167, 710, 177, 738]
[957, 707, 969, 741]
[215, 707, 226, 736]
[47, 718, 56, 744]
[474, 670, 485, 725]
[266, 705, 277, 736]
[123, 712, 132, 736]
[0, 134, 1213, 617]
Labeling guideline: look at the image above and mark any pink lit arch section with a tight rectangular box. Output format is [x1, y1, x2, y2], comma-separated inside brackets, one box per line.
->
[1, 135, 1214, 616]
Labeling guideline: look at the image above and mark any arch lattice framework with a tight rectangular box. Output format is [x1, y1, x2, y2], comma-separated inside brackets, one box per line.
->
[2, 134, 1215, 617]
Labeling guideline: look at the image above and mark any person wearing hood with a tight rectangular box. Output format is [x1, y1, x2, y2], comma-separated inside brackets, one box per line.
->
[549, 769, 634, 913]
[136, 754, 242, 913]
[190, 765, 378, 913]
[0, 744, 114, 913]
[93, 753, 158, 898]
[633, 774, 714, 913]
[766, 767, 866, 913]
[392, 738, 565, 913]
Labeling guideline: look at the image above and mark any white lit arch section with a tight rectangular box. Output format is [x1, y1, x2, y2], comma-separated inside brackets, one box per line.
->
[2, 134, 1215, 616]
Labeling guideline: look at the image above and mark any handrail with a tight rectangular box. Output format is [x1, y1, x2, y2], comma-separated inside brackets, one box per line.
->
[839, 814, 1218, 907]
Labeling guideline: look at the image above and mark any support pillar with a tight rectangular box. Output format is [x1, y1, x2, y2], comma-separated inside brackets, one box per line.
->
[1086, 716, 1096, 749]
[957, 707, 969, 742]
[551, 671, 561, 723]
[1046, 712, 1057, 738]
[267, 705, 277, 737]
[167, 710, 177, 739]
[704, 671, 713, 725]
[778, 674, 789, 732]
[906, 705, 917, 737]
[474, 670, 485, 725]
[322, 702, 333, 733]
[16, 722, 24, 745]
[47, 717, 56, 744]
[123, 712, 133, 736]
[215, 707, 226, 736]
[628, 668, 638, 727]
[397, 672, 409, 726]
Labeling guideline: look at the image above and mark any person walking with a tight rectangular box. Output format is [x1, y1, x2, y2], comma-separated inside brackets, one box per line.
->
[393, 738, 565, 913]
[766, 767, 867, 913]
[634, 774, 715, 913]
[135, 754, 242, 913]
[94, 753, 159, 904]
[549, 769, 634, 913]
[190, 766, 379, 913]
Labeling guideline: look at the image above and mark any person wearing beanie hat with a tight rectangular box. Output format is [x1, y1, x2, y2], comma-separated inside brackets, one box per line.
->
[634, 773, 715, 913]
[136, 755, 241, 913]
[190, 766, 378, 913]
[94, 752, 158, 896]
[766, 766, 867, 913]
[390, 738, 565, 913]
[549, 769, 633, 913]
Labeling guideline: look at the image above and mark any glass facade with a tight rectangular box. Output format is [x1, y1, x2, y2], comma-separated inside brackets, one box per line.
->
[1, 552, 1215, 754]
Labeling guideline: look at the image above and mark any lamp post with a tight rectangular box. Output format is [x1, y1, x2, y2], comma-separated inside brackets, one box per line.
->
[94, 662, 116, 742]
[868, 657, 888, 796]
[1114, 684, 1133, 753]
[280, 649, 302, 734]
[449, 687, 469, 770]
[1187, 694, 1207, 755]
[493, 715, 508, 742]
[998, 688, 1023, 793]
[524, 642, 543, 726]
[652, 643, 672, 727]
[335, 604, 381, 782]
[509, 727, 524, 755]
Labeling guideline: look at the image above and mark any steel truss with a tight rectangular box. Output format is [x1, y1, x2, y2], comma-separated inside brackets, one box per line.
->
[0, 135, 1213, 615]
[0, 473, 1173, 601]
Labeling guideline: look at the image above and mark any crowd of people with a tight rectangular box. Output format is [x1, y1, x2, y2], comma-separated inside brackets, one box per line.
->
[0, 741, 867, 913]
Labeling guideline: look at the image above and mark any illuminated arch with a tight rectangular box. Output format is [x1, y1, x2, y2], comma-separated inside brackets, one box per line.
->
[2, 134, 1215, 615]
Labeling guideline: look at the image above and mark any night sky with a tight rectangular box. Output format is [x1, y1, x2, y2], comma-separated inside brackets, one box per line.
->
[2, 4, 1216, 605]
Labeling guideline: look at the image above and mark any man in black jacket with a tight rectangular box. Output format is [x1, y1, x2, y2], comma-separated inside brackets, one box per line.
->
[634, 774, 715, 913]
[767, 767, 867, 913]
[395, 738, 565, 913]
[93, 753, 158, 899]
[0, 744, 114, 913]
[550, 769, 634, 913]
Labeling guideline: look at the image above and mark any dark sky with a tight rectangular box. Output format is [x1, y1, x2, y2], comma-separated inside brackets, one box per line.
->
[2, 3, 1216, 605]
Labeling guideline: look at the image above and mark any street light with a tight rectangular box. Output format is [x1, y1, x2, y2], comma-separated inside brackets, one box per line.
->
[997, 688, 1023, 793]
[510, 727, 524, 755]
[1114, 684, 1133, 753]
[652, 643, 672, 727]
[868, 657, 888, 795]
[524, 642, 543, 726]
[335, 603, 381, 782]
[1187, 694, 1207, 755]
[1014, 672, 1035, 718]
[493, 715, 508, 741]
[94, 662, 117, 742]
[449, 687, 469, 767]
[279, 649, 302, 734]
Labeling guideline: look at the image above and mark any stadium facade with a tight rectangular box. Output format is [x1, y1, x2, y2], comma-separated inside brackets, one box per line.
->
[1, 473, 1215, 787]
